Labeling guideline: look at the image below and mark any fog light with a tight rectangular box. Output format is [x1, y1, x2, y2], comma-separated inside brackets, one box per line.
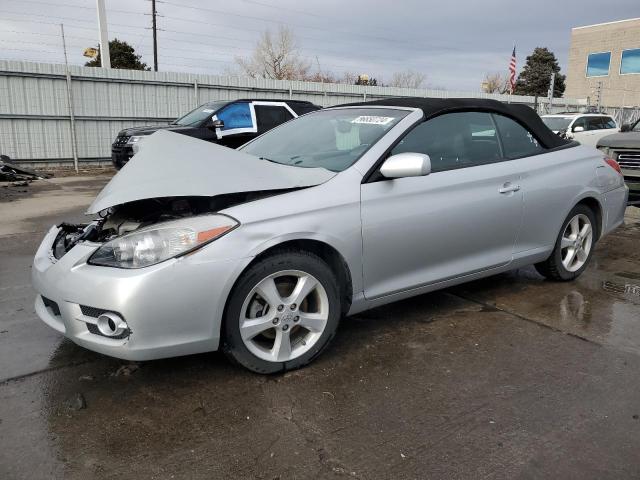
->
[96, 312, 128, 337]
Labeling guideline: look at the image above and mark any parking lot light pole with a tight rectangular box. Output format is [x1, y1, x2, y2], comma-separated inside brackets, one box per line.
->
[96, 0, 111, 68]
[60, 24, 79, 173]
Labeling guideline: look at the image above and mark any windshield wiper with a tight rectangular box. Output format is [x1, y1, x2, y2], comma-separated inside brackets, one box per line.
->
[259, 157, 279, 164]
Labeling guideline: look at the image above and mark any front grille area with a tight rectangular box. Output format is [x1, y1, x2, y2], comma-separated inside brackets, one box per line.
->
[615, 150, 640, 171]
[80, 304, 108, 318]
[42, 296, 61, 316]
[113, 135, 130, 146]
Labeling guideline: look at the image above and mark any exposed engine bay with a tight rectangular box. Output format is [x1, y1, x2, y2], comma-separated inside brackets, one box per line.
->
[52, 190, 294, 260]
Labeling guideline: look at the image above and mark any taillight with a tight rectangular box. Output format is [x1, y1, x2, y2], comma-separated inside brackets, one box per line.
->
[604, 157, 622, 174]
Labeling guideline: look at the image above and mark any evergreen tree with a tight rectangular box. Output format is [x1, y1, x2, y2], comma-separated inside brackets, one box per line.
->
[514, 47, 565, 97]
[85, 39, 149, 70]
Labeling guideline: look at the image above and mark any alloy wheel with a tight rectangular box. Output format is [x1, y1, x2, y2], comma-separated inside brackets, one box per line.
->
[560, 213, 593, 273]
[239, 270, 329, 362]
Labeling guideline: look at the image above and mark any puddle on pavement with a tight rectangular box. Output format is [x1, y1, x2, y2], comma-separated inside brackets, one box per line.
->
[453, 218, 640, 355]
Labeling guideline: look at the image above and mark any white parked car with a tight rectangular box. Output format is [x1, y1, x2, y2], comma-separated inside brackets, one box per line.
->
[541, 113, 618, 147]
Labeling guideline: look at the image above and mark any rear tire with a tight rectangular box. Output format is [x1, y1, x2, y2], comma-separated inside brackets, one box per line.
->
[535, 204, 596, 281]
[222, 250, 341, 374]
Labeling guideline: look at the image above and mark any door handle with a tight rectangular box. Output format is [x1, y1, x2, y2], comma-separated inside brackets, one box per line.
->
[499, 182, 521, 194]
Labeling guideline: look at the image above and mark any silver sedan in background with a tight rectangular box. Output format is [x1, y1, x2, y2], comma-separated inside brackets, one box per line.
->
[32, 98, 628, 373]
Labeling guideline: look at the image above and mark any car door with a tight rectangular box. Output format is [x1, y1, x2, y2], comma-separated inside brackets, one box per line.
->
[212, 102, 257, 148]
[360, 111, 524, 299]
[573, 116, 608, 147]
[570, 116, 592, 145]
[253, 103, 296, 135]
[491, 114, 582, 254]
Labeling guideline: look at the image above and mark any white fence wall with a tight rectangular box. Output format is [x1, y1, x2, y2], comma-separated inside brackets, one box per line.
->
[0, 60, 589, 165]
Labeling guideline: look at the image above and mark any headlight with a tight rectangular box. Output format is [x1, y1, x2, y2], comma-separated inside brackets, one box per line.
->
[88, 215, 238, 269]
[126, 135, 145, 144]
[127, 135, 146, 154]
[597, 145, 611, 157]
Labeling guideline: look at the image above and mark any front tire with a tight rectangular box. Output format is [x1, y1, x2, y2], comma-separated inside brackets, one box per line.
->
[222, 251, 341, 374]
[535, 204, 596, 281]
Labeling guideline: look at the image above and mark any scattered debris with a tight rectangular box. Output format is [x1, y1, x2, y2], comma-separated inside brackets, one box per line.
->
[66, 393, 87, 411]
[0, 155, 52, 181]
[112, 363, 140, 377]
[78, 375, 94, 381]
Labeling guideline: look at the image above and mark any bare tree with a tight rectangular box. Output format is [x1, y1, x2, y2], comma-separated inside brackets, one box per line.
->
[235, 26, 311, 80]
[340, 72, 359, 85]
[389, 69, 426, 89]
[481, 72, 510, 94]
[306, 71, 337, 83]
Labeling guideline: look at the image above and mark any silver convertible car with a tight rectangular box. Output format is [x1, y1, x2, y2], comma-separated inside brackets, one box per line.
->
[32, 98, 628, 373]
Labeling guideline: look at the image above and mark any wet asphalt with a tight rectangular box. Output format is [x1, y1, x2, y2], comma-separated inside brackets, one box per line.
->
[1, 176, 640, 479]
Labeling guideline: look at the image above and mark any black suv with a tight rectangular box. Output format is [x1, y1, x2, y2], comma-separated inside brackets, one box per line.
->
[111, 99, 320, 169]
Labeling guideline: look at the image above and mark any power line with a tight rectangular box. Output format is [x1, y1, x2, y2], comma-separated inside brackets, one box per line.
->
[0, 10, 149, 31]
[161, 0, 460, 52]
[0, 29, 95, 42]
[17, 0, 147, 15]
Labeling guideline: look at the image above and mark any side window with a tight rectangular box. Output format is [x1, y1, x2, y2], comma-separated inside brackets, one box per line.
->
[572, 117, 587, 131]
[586, 117, 604, 130]
[216, 103, 253, 130]
[254, 105, 294, 132]
[493, 114, 545, 158]
[603, 117, 617, 129]
[390, 112, 502, 173]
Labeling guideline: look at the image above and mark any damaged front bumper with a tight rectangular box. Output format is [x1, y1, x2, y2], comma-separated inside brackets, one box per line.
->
[32, 225, 246, 361]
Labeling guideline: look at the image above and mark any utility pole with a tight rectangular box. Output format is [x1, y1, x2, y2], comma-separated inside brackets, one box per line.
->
[151, 0, 158, 71]
[595, 81, 602, 111]
[547, 71, 556, 109]
[95, 0, 110, 68]
[60, 24, 79, 172]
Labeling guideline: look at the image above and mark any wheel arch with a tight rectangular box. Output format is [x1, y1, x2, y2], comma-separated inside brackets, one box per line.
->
[574, 195, 603, 241]
[224, 237, 354, 323]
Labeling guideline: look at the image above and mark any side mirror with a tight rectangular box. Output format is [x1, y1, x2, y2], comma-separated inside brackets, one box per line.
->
[209, 118, 224, 130]
[572, 125, 585, 133]
[380, 153, 431, 179]
[621, 123, 631, 132]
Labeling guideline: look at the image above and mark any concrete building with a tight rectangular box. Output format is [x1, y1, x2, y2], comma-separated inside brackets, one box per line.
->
[565, 18, 640, 107]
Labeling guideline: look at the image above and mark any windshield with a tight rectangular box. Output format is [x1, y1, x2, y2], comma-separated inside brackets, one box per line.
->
[241, 108, 409, 172]
[542, 116, 573, 131]
[173, 101, 228, 126]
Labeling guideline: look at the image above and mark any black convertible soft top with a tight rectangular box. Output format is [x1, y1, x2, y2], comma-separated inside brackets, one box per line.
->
[339, 97, 572, 150]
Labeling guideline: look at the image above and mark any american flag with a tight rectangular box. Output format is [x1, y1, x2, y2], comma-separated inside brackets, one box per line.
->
[509, 46, 517, 94]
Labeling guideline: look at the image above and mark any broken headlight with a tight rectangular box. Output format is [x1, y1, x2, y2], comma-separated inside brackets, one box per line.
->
[88, 214, 238, 269]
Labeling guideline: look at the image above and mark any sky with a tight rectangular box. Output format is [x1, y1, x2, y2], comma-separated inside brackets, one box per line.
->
[0, 0, 638, 91]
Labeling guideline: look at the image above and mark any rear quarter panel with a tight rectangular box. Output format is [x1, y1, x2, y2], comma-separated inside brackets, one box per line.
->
[514, 145, 605, 253]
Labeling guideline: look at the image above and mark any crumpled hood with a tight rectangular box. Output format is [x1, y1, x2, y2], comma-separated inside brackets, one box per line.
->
[88, 130, 336, 214]
[597, 132, 640, 149]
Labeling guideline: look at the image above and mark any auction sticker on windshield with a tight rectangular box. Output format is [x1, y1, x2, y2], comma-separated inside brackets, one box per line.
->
[351, 116, 395, 125]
